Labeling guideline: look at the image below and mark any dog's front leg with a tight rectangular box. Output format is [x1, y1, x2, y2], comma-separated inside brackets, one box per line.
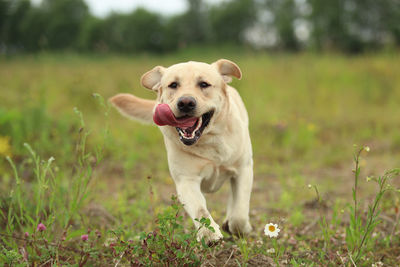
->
[175, 177, 223, 244]
[223, 162, 253, 236]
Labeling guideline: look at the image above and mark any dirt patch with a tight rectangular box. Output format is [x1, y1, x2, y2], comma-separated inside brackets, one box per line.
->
[202, 246, 276, 267]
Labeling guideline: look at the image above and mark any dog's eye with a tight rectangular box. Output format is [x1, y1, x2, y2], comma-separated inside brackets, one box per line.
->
[199, 82, 211, 89]
[168, 82, 178, 89]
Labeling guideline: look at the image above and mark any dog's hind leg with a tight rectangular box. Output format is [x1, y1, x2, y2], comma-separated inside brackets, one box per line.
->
[175, 178, 223, 245]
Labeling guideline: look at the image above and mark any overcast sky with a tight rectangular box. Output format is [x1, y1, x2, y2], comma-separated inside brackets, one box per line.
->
[32, 0, 222, 17]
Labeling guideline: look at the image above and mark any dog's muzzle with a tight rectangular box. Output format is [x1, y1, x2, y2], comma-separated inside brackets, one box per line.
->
[176, 110, 214, 146]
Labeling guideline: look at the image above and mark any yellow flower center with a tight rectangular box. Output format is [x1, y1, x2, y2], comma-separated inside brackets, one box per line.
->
[268, 225, 275, 232]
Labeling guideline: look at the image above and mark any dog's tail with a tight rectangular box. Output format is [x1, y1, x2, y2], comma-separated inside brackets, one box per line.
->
[109, 93, 156, 124]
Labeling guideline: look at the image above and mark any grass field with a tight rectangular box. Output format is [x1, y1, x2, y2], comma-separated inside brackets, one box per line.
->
[1, 51, 400, 266]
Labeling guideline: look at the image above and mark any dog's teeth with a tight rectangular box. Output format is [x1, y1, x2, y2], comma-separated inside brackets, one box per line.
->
[194, 117, 202, 132]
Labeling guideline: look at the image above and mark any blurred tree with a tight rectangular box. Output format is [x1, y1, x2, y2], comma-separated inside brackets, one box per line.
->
[164, 0, 210, 48]
[307, 0, 354, 52]
[41, 0, 89, 50]
[77, 15, 106, 51]
[265, 0, 299, 50]
[1, 0, 399, 53]
[162, 15, 182, 50]
[122, 8, 165, 52]
[209, 0, 256, 44]
[387, 0, 400, 45]
[307, 0, 400, 52]
[19, 6, 48, 51]
[81, 9, 165, 53]
[2, 0, 31, 50]
[87, 13, 126, 52]
[351, 0, 400, 48]
[0, 0, 10, 43]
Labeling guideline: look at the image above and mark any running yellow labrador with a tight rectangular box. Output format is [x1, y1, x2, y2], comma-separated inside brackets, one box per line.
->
[110, 59, 253, 244]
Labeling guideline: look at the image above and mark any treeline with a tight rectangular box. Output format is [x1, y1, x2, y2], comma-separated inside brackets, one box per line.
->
[0, 0, 399, 54]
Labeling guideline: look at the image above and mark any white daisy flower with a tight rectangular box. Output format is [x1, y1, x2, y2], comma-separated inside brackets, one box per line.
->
[266, 248, 275, 253]
[264, 223, 280, 238]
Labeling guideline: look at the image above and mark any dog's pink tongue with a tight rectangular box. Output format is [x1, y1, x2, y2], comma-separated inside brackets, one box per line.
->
[153, 104, 197, 128]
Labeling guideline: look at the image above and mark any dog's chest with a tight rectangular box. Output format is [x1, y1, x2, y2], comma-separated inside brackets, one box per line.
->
[196, 138, 242, 193]
[193, 134, 239, 165]
[200, 164, 237, 193]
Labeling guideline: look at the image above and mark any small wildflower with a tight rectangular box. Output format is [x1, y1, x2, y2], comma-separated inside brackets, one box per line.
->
[264, 223, 280, 238]
[364, 146, 370, 152]
[37, 223, 46, 232]
[24, 232, 29, 238]
[81, 234, 89, 242]
[372, 261, 383, 267]
[266, 248, 275, 253]
[307, 184, 312, 189]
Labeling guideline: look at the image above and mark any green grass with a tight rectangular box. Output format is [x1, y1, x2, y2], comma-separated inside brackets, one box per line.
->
[1, 51, 400, 265]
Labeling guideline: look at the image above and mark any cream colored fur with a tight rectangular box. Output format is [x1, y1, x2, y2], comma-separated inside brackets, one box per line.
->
[110, 59, 253, 244]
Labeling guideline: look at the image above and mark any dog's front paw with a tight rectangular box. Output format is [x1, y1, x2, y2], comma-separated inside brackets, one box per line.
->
[197, 224, 223, 246]
[222, 217, 252, 236]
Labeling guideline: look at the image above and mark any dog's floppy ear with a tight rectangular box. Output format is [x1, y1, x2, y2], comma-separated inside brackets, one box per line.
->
[212, 59, 242, 83]
[141, 66, 165, 91]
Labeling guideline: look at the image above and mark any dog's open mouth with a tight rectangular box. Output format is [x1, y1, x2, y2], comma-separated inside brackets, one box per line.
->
[176, 111, 214, 146]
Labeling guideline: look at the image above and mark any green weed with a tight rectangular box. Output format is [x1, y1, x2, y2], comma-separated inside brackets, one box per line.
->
[346, 146, 400, 263]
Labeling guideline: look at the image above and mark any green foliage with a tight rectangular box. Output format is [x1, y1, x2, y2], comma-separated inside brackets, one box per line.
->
[41, 0, 89, 50]
[0, 104, 76, 160]
[0, 245, 22, 266]
[265, 0, 300, 50]
[2, 0, 399, 53]
[346, 145, 400, 263]
[126, 196, 212, 265]
[172, 0, 211, 45]
[307, 0, 400, 52]
[209, 0, 256, 44]
[81, 9, 165, 53]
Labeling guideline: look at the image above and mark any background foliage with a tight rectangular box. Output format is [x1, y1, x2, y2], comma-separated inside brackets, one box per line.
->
[1, 0, 400, 54]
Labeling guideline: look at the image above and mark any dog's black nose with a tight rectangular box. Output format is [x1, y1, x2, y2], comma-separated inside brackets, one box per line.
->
[177, 96, 196, 113]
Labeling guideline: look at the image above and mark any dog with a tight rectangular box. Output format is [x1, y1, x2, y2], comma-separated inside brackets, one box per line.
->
[110, 59, 253, 244]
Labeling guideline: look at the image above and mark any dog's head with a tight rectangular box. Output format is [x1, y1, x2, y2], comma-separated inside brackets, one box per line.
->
[142, 59, 242, 146]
